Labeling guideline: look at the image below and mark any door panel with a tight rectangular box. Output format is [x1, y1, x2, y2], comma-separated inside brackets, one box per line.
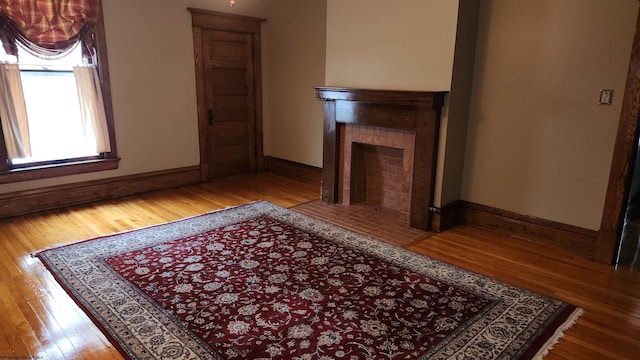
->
[211, 96, 248, 122]
[209, 70, 248, 95]
[208, 40, 247, 60]
[210, 121, 249, 146]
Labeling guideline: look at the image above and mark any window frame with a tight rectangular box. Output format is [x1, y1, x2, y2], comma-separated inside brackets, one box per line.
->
[0, 4, 118, 184]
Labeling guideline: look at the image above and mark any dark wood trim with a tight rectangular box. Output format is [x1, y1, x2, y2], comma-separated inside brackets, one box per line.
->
[264, 156, 321, 185]
[245, 32, 258, 172]
[0, 158, 119, 184]
[0, 124, 9, 172]
[316, 87, 446, 107]
[427, 199, 602, 262]
[94, 0, 118, 161]
[411, 103, 441, 230]
[192, 26, 209, 182]
[254, 33, 264, 172]
[321, 100, 338, 203]
[0, 166, 201, 219]
[429, 200, 463, 232]
[315, 87, 447, 231]
[187, 8, 265, 34]
[462, 201, 599, 260]
[599, 7, 640, 264]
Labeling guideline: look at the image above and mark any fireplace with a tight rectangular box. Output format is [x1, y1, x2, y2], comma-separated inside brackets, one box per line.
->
[316, 87, 447, 231]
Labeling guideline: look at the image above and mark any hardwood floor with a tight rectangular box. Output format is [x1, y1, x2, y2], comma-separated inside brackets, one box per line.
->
[1, 172, 639, 359]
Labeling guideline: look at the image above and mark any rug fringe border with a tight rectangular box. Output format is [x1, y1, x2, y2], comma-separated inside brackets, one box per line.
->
[532, 307, 583, 360]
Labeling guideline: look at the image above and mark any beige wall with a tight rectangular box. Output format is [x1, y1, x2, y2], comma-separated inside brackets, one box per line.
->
[262, 0, 326, 167]
[0, 0, 268, 193]
[462, 0, 638, 229]
[325, 0, 459, 91]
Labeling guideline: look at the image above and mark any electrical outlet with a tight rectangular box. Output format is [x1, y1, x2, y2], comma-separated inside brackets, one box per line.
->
[599, 89, 613, 105]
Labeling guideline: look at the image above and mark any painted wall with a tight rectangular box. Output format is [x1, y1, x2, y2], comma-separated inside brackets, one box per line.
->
[262, 0, 326, 167]
[462, 0, 638, 230]
[0, 0, 268, 193]
[325, 0, 459, 91]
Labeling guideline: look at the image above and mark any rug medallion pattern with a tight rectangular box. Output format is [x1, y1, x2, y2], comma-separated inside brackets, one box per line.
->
[37, 201, 581, 359]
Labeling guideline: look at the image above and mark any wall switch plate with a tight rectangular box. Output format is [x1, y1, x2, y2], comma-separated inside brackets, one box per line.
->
[599, 89, 613, 105]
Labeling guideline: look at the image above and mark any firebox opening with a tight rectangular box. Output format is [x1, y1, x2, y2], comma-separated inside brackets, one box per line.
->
[350, 143, 410, 217]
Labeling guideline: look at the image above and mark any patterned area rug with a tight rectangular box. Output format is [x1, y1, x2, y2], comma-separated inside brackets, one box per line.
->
[37, 201, 581, 359]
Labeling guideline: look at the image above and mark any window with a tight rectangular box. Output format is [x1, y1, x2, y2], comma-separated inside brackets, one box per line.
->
[0, 0, 117, 183]
[2, 42, 98, 165]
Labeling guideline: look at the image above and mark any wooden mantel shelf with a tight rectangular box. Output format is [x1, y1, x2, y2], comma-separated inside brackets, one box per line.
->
[316, 87, 447, 107]
[315, 87, 448, 231]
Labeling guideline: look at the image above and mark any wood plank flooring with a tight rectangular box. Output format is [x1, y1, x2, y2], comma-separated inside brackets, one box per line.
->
[0, 172, 638, 359]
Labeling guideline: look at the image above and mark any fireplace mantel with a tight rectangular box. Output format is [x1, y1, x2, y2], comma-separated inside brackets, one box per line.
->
[316, 87, 447, 231]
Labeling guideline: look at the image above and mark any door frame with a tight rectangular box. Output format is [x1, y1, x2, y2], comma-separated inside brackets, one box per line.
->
[599, 6, 640, 264]
[188, 8, 266, 182]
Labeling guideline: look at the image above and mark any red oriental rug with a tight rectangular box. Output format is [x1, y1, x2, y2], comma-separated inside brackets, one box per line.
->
[36, 201, 581, 359]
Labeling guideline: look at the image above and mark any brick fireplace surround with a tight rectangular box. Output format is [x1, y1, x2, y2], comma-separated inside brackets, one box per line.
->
[316, 87, 447, 231]
[341, 125, 415, 218]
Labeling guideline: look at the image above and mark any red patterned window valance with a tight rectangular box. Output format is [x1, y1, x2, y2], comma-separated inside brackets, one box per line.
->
[0, 0, 98, 58]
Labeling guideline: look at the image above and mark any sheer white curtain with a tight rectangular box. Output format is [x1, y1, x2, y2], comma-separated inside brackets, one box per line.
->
[0, 62, 30, 159]
[74, 64, 111, 153]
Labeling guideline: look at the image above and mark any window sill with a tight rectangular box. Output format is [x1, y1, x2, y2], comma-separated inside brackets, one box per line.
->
[0, 158, 120, 184]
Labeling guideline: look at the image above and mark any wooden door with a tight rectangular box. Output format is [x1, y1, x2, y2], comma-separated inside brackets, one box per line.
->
[189, 9, 265, 181]
[203, 29, 256, 178]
